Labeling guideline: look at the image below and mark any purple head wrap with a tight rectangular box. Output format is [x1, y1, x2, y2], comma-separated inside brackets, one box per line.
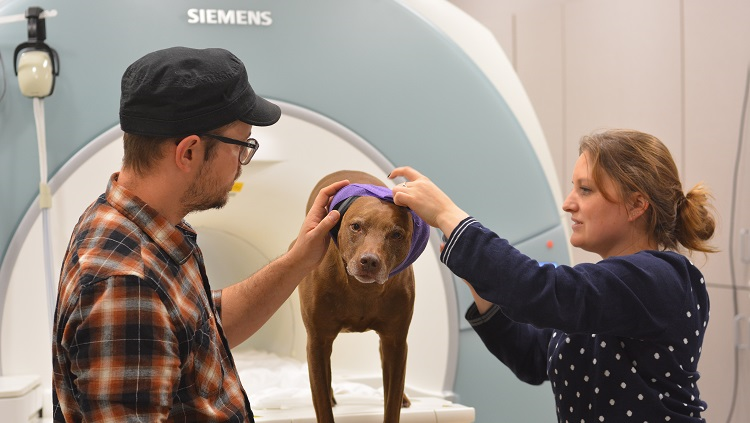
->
[330, 184, 431, 278]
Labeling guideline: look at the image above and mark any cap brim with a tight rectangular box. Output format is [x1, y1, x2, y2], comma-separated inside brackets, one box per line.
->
[241, 95, 281, 127]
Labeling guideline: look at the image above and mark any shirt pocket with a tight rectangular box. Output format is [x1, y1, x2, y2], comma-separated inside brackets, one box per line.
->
[192, 317, 226, 398]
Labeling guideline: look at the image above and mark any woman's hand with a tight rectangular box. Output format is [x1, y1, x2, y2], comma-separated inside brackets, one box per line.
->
[389, 166, 469, 238]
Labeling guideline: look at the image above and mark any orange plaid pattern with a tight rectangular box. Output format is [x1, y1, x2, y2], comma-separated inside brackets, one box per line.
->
[53, 173, 253, 422]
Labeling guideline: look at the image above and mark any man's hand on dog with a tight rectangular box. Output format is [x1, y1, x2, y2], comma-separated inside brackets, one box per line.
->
[288, 179, 350, 270]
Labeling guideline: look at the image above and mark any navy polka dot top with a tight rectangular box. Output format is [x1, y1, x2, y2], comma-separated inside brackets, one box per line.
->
[442, 218, 709, 422]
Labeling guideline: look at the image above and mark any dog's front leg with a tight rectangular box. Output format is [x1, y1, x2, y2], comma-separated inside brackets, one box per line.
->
[379, 333, 410, 423]
[307, 333, 337, 423]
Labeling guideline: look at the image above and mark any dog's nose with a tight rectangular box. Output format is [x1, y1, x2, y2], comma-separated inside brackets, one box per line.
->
[359, 253, 381, 270]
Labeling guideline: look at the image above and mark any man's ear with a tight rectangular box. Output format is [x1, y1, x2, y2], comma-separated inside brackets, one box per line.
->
[627, 192, 650, 221]
[174, 135, 202, 172]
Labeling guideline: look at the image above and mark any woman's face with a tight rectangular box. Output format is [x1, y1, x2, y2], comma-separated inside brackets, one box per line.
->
[562, 152, 635, 258]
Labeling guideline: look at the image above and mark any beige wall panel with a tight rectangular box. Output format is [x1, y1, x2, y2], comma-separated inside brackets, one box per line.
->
[447, 0, 515, 59]
[448, 0, 568, 69]
[563, 0, 683, 163]
[703, 284, 750, 423]
[682, 1, 750, 422]
[514, 5, 566, 203]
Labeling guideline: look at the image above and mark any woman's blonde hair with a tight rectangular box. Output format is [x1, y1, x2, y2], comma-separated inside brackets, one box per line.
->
[579, 129, 717, 254]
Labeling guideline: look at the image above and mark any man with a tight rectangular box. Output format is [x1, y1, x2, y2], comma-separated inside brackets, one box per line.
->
[52, 46, 347, 422]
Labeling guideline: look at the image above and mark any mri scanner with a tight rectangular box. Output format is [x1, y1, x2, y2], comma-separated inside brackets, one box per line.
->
[0, 1, 571, 421]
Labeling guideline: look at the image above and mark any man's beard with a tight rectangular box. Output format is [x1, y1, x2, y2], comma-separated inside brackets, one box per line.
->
[181, 161, 241, 214]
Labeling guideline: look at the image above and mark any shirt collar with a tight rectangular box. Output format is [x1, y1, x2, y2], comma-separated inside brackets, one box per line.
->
[106, 172, 196, 264]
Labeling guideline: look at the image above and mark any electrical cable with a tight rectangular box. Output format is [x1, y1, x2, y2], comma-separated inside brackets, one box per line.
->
[7, 5, 62, 343]
[32, 97, 56, 341]
[0, 52, 6, 104]
[724, 65, 750, 423]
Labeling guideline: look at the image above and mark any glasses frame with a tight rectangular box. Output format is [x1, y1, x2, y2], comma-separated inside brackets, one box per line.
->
[200, 133, 259, 165]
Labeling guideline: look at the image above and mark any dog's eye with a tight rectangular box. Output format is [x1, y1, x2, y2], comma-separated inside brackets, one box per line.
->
[390, 231, 404, 240]
[350, 223, 361, 232]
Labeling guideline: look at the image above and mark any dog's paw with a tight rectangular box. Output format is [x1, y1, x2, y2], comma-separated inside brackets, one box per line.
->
[401, 393, 411, 408]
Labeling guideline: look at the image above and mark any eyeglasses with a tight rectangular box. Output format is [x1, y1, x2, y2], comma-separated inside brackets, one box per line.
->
[200, 133, 259, 165]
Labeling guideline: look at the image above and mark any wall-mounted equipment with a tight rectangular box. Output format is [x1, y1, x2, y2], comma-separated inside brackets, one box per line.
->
[13, 6, 59, 98]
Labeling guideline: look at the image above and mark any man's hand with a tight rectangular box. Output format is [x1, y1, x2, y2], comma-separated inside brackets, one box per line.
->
[287, 179, 350, 271]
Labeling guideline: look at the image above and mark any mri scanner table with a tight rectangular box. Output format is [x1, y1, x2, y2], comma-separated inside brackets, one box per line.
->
[252, 397, 474, 423]
[236, 350, 475, 423]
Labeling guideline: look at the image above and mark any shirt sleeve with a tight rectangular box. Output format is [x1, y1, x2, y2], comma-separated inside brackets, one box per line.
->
[442, 217, 691, 339]
[63, 275, 180, 421]
[466, 303, 553, 385]
[212, 288, 223, 315]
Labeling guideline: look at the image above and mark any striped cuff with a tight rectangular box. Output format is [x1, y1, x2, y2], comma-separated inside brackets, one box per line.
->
[440, 216, 478, 265]
[465, 303, 501, 327]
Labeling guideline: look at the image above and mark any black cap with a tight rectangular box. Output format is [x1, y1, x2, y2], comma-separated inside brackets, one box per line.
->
[119, 46, 281, 137]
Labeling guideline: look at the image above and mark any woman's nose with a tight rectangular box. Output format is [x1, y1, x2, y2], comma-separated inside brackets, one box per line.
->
[562, 191, 575, 213]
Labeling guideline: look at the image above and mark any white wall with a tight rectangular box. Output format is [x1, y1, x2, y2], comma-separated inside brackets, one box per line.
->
[449, 1, 750, 422]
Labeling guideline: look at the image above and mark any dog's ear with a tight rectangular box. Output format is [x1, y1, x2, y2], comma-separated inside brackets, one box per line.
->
[330, 196, 360, 244]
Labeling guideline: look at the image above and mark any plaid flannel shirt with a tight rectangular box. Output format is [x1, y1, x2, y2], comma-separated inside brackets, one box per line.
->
[53, 173, 253, 422]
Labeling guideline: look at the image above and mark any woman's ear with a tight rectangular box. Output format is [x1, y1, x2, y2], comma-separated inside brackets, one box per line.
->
[627, 192, 649, 221]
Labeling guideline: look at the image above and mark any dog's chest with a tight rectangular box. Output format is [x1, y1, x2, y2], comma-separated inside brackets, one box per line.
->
[334, 290, 380, 330]
[336, 283, 411, 333]
[341, 319, 377, 333]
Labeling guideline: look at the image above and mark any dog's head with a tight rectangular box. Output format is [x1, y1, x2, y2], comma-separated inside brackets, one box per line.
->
[337, 196, 413, 284]
[329, 183, 431, 285]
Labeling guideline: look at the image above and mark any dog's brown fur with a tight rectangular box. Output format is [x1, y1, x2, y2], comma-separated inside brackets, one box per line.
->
[298, 170, 416, 423]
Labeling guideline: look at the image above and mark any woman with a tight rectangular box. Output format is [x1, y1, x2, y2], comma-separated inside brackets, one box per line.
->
[390, 129, 716, 422]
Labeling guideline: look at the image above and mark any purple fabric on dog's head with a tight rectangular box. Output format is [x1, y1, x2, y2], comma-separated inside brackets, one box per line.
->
[330, 183, 431, 278]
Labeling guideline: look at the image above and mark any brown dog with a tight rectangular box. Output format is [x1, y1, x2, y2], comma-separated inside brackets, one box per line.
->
[298, 170, 418, 423]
